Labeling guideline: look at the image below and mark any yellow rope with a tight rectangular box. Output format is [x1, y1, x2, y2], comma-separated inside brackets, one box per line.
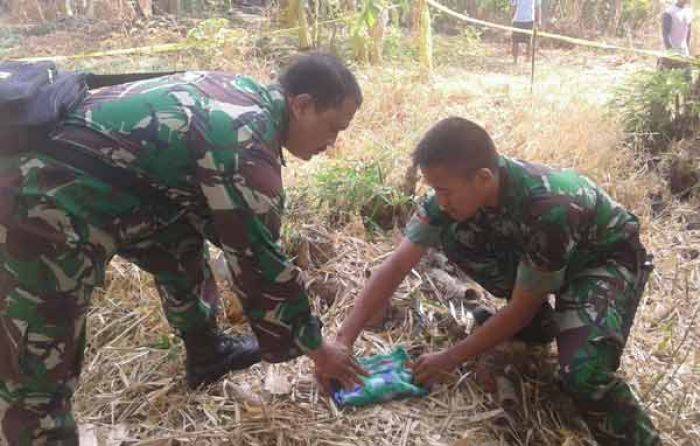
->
[18, 41, 205, 62]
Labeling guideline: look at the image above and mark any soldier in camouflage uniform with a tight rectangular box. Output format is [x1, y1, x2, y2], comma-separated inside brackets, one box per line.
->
[0, 53, 367, 444]
[335, 117, 660, 445]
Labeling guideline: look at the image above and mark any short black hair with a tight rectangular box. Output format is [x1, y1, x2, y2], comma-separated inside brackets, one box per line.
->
[412, 117, 498, 175]
[279, 52, 363, 110]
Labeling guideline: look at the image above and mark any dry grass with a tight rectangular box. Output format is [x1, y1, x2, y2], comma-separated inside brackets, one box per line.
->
[6, 22, 698, 445]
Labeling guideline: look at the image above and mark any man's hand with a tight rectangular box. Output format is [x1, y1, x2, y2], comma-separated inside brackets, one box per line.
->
[419, 269, 549, 385]
[309, 341, 368, 394]
[410, 350, 459, 388]
[334, 334, 354, 350]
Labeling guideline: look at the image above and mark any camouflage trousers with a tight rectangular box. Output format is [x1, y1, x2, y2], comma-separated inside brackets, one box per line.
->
[445, 244, 661, 446]
[0, 153, 219, 445]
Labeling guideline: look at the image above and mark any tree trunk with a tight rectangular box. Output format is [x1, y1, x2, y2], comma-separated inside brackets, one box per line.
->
[573, 0, 585, 32]
[86, 0, 95, 18]
[610, 0, 623, 34]
[368, 6, 387, 64]
[138, 0, 152, 17]
[32, 0, 48, 21]
[693, 0, 700, 56]
[417, 0, 433, 75]
[294, 0, 311, 49]
[155, 0, 179, 14]
[410, 0, 420, 37]
[5, 0, 20, 17]
[283, 0, 296, 26]
[466, 0, 476, 16]
[311, 0, 320, 47]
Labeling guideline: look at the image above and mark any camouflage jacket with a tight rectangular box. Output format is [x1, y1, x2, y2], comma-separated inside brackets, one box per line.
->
[56, 71, 322, 359]
[405, 155, 643, 298]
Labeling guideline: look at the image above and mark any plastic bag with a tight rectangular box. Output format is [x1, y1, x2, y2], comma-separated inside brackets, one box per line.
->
[332, 347, 427, 407]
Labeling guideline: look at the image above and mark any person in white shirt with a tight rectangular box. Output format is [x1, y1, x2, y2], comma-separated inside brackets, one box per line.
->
[663, 0, 693, 56]
[511, 0, 542, 64]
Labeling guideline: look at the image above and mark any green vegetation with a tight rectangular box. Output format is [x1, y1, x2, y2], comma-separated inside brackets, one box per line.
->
[290, 155, 413, 232]
[613, 69, 699, 153]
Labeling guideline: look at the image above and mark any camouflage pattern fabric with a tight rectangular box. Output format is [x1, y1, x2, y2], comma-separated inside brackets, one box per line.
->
[557, 260, 659, 445]
[405, 155, 660, 445]
[0, 72, 321, 444]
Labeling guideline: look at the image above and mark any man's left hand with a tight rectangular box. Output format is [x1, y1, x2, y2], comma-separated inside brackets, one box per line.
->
[310, 341, 367, 394]
[410, 350, 459, 388]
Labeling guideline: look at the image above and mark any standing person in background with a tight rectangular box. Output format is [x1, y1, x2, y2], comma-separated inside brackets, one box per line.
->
[511, 0, 542, 64]
[663, 0, 693, 56]
[659, 0, 694, 69]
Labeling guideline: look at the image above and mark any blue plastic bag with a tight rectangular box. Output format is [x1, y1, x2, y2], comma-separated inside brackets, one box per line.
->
[332, 347, 428, 407]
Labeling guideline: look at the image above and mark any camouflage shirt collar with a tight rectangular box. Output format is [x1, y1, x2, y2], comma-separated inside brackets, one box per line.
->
[266, 83, 289, 166]
[485, 155, 510, 214]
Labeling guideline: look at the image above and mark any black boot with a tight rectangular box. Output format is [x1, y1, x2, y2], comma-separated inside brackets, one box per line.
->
[183, 328, 261, 389]
[515, 302, 558, 345]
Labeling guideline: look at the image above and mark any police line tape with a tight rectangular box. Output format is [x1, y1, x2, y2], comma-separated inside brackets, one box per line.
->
[17, 15, 352, 63]
[427, 0, 697, 64]
[18, 41, 203, 63]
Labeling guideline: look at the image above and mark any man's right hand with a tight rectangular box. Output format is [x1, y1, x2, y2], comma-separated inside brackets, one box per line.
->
[334, 334, 354, 350]
[308, 341, 367, 394]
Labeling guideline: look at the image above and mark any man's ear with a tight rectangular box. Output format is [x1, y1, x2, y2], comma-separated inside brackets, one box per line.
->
[288, 93, 314, 118]
[474, 167, 495, 185]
